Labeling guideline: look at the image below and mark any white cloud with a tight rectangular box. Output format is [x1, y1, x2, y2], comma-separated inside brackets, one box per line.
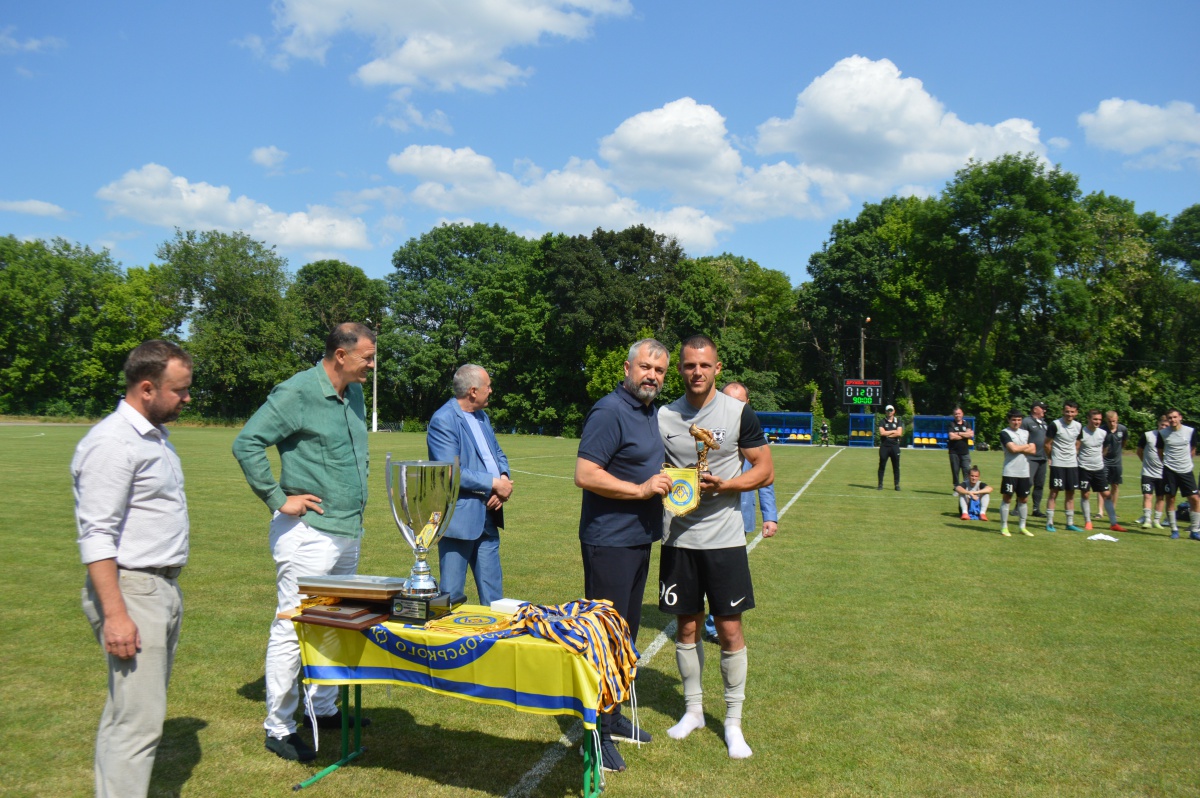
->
[269, 0, 631, 92]
[599, 98, 742, 201]
[387, 145, 727, 250]
[377, 88, 453, 134]
[0, 25, 65, 55]
[381, 56, 1065, 255]
[96, 163, 371, 250]
[0, 199, 68, 218]
[251, 145, 289, 169]
[1078, 98, 1200, 170]
[757, 56, 1045, 193]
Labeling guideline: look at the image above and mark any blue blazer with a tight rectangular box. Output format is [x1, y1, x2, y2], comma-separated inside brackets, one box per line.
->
[427, 397, 509, 540]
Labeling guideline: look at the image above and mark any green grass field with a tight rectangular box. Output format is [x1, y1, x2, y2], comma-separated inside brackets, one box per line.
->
[2, 425, 1198, 797]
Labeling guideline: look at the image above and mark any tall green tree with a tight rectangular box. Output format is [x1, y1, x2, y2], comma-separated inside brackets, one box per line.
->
[387, 223, 539, 425]
[157, 229, 301, 418]
[288, 259, 387, 365]
[0, 237, 178, 415]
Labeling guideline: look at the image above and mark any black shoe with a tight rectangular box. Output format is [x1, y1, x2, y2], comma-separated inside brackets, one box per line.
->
[600, 735, 626, 772]
[702, 630, 720, 645]
[1031, 510, 1045, 518]
[608, 713, 652, 744]
[876, 484, 883, 491]
[895, 485, 901, 491]
[265, 732, 316, 763]
[302, 710, 371, 730]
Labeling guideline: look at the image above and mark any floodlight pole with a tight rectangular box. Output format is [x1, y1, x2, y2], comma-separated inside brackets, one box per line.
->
[368, 318, 379, 433]
[859, 317, 871, 380]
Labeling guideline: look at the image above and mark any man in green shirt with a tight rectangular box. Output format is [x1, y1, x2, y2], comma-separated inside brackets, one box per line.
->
[233, 322, 375, 763]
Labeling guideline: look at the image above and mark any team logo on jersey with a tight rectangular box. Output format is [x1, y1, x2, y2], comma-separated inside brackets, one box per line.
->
[711, 428, 728, 446]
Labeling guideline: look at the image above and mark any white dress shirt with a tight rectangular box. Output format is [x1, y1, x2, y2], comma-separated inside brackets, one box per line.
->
[72, 400, 189, 568]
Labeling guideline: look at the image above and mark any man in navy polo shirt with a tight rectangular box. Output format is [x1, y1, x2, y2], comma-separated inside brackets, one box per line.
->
[574, 338, 673, 773]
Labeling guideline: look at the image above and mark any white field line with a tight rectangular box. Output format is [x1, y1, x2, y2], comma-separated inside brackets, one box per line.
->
[509, 468, 574, 480]
[506, 447, 844, 798]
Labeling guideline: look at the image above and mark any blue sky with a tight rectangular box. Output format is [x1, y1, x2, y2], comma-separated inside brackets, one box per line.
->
[3, 1, 1198, 286]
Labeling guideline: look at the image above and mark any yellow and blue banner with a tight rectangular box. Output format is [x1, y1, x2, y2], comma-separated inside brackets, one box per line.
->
[296, 606, 602, 728]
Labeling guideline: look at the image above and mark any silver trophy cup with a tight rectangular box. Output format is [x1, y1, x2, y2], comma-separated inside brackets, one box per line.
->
[385, 454, 462, 621]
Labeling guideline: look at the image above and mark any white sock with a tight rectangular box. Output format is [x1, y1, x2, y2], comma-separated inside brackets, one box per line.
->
[1066, 511, 1074, 525]
[669, 642, 705, 740]
[1018, 503, 1028, 527]
[668, 711, 705, 740]
[724, 722, 753, 759]
[1082, 500, 1091, 524]
[1047, 509, 1055, 524]
[1000, 502, 1010, 526]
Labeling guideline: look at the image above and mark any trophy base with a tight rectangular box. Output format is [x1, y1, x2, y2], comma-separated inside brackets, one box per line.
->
[390, 591, 465, 623]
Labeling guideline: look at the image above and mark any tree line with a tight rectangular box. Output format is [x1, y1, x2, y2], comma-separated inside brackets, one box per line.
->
[1, 154, 1196, 440]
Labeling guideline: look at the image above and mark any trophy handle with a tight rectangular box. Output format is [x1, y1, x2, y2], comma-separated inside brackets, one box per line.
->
[441, 455, 460, 531]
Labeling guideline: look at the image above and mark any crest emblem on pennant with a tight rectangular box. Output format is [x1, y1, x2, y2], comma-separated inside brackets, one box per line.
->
[663, 467, 700, 517]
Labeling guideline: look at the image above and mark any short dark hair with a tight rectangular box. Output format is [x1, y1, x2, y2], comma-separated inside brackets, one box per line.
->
[324, 322, 376, 360]
[680, 334, 717, 355]
[969, 465, 980, 473]
[1087, 408, 1103, 418]
[1008, 409, 1024, 419]
[1064, 400, 1079, 410]
[124, 340, 191, 388]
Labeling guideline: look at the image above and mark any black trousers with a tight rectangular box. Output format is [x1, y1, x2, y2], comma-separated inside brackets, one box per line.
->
[1029, 459, 1048, 510]
[878, 446, 900, 485]
[949, 451, 972, 486]
[581, 541, 651, 725]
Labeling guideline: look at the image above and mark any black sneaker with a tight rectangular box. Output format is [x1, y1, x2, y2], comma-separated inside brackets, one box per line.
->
[609, 714, 652, 744]
[876, 484, 883, 491]
[265, 732, 316, 762]
[1031, 510, 1045, 518]
[302, 710, 371, 730]
[600, 735, 626, 772]
[894, 485, 901, 491]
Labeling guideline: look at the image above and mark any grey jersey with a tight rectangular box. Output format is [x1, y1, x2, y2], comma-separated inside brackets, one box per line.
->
[1021, 415, 1048, 461]
[1077, 426, 1107, 471]
[659, 391, 766, 550]
[1140, 430, 1164, 479]
[999, 427, 1030, 478]
[1046, 418, 1082, 467]
[1157, 424, 1197, 473]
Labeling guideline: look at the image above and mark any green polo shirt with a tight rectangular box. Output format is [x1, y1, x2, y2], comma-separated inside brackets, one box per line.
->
[232, 363, 369, 538]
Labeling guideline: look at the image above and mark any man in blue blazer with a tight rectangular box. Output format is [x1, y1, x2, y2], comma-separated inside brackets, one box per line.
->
[427, 364, 513, 605]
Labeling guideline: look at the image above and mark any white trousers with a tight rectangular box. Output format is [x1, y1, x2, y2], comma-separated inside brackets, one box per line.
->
[83, 570, 183, 798]
[264, 513, 360, 738]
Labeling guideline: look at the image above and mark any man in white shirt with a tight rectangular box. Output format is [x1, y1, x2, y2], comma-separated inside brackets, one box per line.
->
[72, 340, 193, 798]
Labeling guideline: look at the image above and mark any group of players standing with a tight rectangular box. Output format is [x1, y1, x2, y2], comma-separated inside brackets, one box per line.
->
[993, 402, 1199, 539]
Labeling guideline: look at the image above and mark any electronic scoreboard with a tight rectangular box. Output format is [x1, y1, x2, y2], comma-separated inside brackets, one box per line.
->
[843, 379, 882, 406]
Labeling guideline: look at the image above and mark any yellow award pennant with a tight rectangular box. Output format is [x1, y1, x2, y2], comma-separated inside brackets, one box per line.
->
[662, 467, 700, 517]
[418, 511, 443, 549]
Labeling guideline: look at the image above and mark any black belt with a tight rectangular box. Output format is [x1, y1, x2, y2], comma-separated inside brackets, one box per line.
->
[120, 565, 183, 579]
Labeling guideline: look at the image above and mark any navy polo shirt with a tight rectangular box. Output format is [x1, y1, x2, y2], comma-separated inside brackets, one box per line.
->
[577, 384, 665, 547]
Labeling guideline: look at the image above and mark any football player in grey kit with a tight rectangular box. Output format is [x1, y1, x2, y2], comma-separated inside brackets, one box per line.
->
[998, 409, 1037, 536]
[1136, 415, 1170, 530]
[1043, 401, 1083, 532]
[1155, 409, 1200, 540]
[1077, 409, 1125, 532]
[658, 335, 774, 759]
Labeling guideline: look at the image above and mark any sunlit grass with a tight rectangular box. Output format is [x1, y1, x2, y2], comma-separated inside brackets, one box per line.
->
[1, 426, 1196, 797]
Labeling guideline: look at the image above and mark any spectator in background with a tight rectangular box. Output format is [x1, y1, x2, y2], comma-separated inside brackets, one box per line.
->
[877, 404, 903, 491]
[947, 406, 973, 491]
[1021, 401, 1050, 517]
[1102, 410, 1129, 524]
